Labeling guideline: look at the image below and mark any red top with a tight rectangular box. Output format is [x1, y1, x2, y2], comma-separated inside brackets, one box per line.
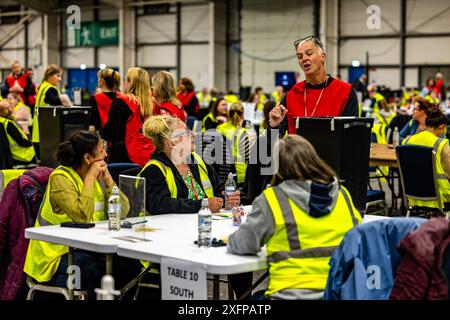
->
[94, 92, 115, 127]
[285, 78, 352, 134]
[6, 73, 30, 103]
[116, 92, 154, 166]
[154, 101, 187, 122]
[435, 80, 444, 96]
[177, 91, 199, 114]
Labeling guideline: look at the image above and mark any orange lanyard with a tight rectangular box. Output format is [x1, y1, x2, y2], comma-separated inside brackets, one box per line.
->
[186, 170, 199, 201]
[304, 77, 329, 117]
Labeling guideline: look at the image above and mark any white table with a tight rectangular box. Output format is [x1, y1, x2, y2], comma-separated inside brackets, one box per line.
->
[24, 210, 389, 300]
[116, 214, 267, 274]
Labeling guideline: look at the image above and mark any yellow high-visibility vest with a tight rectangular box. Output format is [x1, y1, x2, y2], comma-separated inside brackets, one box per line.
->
[13, 101, 31, 114]
[0, 116, 35, 162]
[197, 92, 211, 107]
[202, 112, 215, 133]
[372, 92, 386, 114]
[264, 185, 361, 296]
[216, 121, 248, 184]
[24, 166, 106, 282]
[224, 94, 239, 104]
[403, 130, 450, 208]
[32, 81, 59, 143]
[138, 152, 214, 201]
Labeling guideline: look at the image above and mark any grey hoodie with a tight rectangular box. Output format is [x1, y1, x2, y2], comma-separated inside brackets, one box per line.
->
[227, 177, 341, 300]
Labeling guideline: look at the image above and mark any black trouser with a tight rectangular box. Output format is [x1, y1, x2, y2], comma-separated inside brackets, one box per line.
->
[228, 272, 254, 299]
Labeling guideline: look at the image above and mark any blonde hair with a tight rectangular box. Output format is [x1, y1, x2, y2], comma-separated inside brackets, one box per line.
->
[98, 68, 120, 91]
[143, 115, 182, 150]
[228, 101, 244, 127]
[43, 64, 63, 82]
[276, 135, 336, 185]
[125, 67, 153, 118]
[152, 71, 181, 106]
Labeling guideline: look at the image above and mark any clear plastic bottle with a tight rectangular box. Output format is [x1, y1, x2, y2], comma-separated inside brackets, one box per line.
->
[198, 198, 212, 247]
[108, 186, 121, 231]
[393, 126, 400, 147]
[224, 172, 237, 210]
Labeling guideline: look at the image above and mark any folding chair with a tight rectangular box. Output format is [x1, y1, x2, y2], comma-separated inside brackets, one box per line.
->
[26, 276, 88, 300]
[396, 145, 450, 219]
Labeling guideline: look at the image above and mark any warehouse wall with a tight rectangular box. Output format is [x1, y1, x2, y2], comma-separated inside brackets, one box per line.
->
[3, 0, 450, 94]
[62, 6, 119, 70]
[338, 0, 450, 90]
[0, 11, 44, 83]
[240, 0, 314, 93]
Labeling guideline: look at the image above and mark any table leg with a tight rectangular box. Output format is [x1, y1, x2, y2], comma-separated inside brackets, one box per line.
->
[106, 254, 114, 275]
[213, 275, 220, 300]
[68, 247, 74, 300]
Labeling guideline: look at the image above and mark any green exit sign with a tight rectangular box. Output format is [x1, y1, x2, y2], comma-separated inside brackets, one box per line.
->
[67, 20, 118, 47]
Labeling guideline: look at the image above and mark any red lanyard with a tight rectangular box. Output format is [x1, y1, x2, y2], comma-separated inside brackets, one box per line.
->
[304, 76, 329, 117]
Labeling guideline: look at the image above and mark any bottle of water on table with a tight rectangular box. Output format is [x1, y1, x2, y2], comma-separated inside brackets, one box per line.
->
[198, 198, 212, 247]
[108, 186, 121, 231]
[224, 172, 236, 210]
[393, 126, 400, 147]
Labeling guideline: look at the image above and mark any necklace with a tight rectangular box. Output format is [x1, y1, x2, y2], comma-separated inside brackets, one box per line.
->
[304, 76, 329, 117]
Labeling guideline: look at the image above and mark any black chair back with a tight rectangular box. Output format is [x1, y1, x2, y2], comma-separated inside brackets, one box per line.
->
[396, 144, 438, 200]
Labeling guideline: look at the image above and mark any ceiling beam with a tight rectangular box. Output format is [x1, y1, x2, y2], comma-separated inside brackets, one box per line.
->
[12, 0, 58, 14]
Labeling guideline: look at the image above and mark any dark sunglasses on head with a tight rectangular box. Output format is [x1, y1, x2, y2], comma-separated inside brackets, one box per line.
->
[294, 35, 324, 50]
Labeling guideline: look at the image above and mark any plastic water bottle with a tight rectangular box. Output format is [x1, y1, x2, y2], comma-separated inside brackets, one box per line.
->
[198, 198, 212, 247]
[393, 127, 400, 147]
[224, 172, 237, 210]
[108, 186, 121, 231]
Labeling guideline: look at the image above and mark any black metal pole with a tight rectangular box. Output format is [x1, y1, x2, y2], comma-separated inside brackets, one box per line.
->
[337, 0, 341, 75]
[176, 2, 181, 81]
[225, 0, 231, 91]
[24, 18, 28, 69]
[314, 0, 320, 38]
[366, 51, 369, 83]
[400, 0, 406, 87]
[237, 0, 242, 92]
[94, 0, 99, 69]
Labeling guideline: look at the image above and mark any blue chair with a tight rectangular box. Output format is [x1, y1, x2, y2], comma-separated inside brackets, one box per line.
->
[396, 145, 450, 218]
[107, 163, 141, 184]
[366, 189, 387, 216]
[324, 217, 427, 300]
[368, 133, 387, 215]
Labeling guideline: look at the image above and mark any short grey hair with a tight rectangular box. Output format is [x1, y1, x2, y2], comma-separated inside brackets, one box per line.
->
[297, 38, 325, 54]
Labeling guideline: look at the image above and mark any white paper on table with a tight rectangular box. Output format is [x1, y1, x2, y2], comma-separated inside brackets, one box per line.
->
[242, 102, 256, 122]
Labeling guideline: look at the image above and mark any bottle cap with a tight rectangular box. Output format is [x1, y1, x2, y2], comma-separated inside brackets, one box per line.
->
[202, 198, 209, 207]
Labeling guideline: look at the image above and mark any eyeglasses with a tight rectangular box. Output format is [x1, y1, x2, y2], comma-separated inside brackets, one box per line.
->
[171, 128, 192, 139]
[294, 35, 324, 50]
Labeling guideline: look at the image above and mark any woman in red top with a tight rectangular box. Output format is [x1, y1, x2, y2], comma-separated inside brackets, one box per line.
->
[152, 71, 187, 122]
[89, 68, 120, 131]
[177, 77, 199, 129]
[102, 67, 154, 166]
